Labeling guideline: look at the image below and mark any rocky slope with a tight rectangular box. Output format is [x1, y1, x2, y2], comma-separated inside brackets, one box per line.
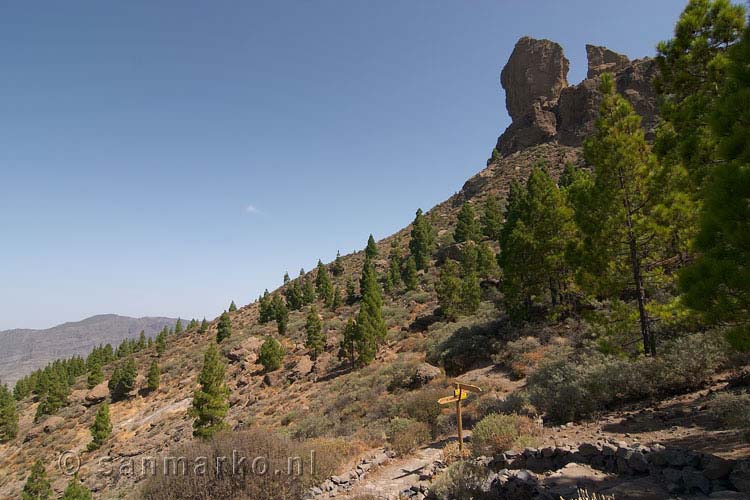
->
[0, 315, 182, 385]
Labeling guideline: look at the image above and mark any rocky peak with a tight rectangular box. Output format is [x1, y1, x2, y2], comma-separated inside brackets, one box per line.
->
[500, 36, 570, 121]
[586, 44, 630, 78]
[493, 37, 658, 159]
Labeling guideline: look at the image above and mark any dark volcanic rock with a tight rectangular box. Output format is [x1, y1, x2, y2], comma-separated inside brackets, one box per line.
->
[500, 36, 569, 122]
[586, 44, 630, 78]
[493, 37, 658, 157]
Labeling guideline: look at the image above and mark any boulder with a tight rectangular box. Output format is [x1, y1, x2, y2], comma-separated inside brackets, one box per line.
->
[703, 455, 734, 480]
[85, 382, 109, 405]
[262, 371, 285, 387]
[410, 363, 441, 388]
[288, 355, 314, 382]
[730, 460, 750, 493]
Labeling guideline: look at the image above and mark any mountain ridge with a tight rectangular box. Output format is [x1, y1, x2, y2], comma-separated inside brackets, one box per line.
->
[0, 314, 183, 386]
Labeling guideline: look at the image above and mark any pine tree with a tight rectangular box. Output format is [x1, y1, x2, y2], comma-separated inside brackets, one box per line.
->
[302, 276, 316, 305]
[386, 238, 403, 292]
[87, 402, 112, 451]
[189, 345, 229, 439]
[216, 311, 232, 343]
[284, 280, 304, 311]
[655, 0, 747, 189]
[108, 358, 137, 401]
[258, 337, 284, 372]
[403, 256, 418, 291]
[498, 166, 575, 318]
[409, 208, 435, 270]
[454, 202, 481, 243]
[680, 29, 750, 351]
[259, 290, 275, 323]
[228, 300, 237, 312]
[155, 328, 167, 355]
[198, 318, 208, 334]
[174, 319, 183, 335]
[355, 261, 386, 364]
[0, 384, 18, 442]
[331, 286, 343, 312]
[283, 271, 290, 284]
[572, 74, 671, 355]
[34, 369, 68, 421]
[22, 460, 51, 500]
[147, 360, 160, 392]
[365, 234, 378, 261]
[460, 246, 482, 315]
[476, 242, 500, 279]
[345, 278, 357, 305]
[338, 318, 358, 366]
[272, 295, 289, 335]
[437, 260, 463, 321]
[62, 475, 92, 500]
[305, 306, 325, 359]
[86, 362, 103, 389]
[136, 330, 147, 350]
[315, 260, 334, 304]
[481, 195, 504, 241]
[332, 250, 345, 276]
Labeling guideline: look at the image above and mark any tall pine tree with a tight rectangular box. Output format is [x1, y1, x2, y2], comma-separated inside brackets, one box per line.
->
[571, 74, 672, 355]
[355, 261, 386, 364]
[409, 209, 435, 270]
[680, 29, 750, 351]
[87, 401, 112, 451]
[454, 202, 481, 243]
[481, 195, 504, 241]
[216, 311, 232, 343]
[0, 384, 18, 442]
[189, 345, 229, 439]
[305, 306, 325, 359]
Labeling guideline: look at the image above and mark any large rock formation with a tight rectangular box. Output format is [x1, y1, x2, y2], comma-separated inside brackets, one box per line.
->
[494, 37, 658, 158]
[500, 37, 570, 121]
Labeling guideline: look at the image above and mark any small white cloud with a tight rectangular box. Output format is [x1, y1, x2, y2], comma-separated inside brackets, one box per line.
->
[245, 204, 260, 214]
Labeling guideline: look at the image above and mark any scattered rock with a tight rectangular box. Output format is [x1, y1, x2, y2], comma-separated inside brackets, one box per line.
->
[85, 382, 109, 405]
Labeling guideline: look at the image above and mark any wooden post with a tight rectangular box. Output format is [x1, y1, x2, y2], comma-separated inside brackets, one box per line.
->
[456, 383, 464, 453]
[437, 382, 481, 456]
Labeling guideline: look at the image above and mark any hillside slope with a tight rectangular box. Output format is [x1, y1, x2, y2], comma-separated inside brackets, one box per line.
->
[0, 315, 182, 385]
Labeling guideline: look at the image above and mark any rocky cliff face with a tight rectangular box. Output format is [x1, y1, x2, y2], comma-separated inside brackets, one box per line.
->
[494, 37, 658, 158]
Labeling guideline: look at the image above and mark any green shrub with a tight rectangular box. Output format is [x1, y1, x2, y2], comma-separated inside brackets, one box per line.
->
[291, 414, 333, 440]
[430, 460, 489, 500]
[475, 392, 536, 420]
[708, 392, 750, 429]
[528, 333, 729, 423]
[399, 389, 443, 435]
[471, 413, 538, 457]
[386, 417, 431, 455]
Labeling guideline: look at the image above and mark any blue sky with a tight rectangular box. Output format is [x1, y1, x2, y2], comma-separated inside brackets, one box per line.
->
[0, 0, 688, 330]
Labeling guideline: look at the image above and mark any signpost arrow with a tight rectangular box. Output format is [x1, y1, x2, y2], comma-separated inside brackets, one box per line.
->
[437, 381, 482, 453]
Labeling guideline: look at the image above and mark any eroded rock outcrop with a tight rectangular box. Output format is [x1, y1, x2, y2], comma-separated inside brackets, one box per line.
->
[494, 37, 658, 157]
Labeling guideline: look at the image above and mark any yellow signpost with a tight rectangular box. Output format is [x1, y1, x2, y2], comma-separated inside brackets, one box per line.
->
[438, 381, 482, 453]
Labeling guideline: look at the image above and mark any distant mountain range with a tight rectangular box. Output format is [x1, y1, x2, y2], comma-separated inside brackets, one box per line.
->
[0, 314, 183, 386]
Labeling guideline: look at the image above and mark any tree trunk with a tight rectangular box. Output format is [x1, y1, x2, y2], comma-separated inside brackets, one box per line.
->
[618, 168, 654, 356]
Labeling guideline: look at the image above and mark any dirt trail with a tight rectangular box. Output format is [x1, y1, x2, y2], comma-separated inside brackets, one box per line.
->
[337, 445, 441, 499]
